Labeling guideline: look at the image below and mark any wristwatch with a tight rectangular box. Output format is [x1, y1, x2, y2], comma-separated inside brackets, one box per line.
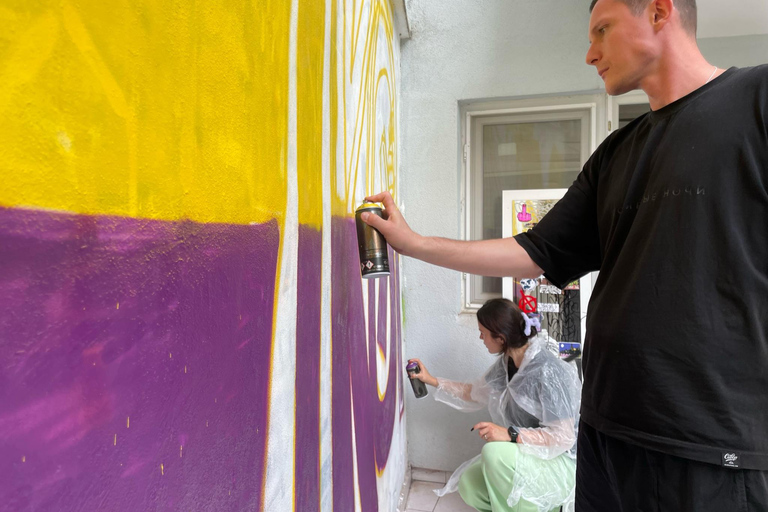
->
[507, 427, 519, 443]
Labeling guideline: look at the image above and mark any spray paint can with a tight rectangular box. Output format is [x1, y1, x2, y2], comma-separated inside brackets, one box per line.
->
[355, 203, 390, 279]
[406, 362, 429, 399]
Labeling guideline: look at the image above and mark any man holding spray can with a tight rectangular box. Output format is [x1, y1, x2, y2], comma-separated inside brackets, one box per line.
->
[362, 0, 768, 509]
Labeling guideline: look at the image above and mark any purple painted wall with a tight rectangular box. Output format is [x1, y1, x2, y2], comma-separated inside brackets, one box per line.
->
[295, 226, 322, 511]
[0, 208, 405, 511]
[0, 208, 278, 511]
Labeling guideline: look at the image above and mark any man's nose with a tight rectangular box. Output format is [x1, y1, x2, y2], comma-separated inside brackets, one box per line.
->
[586, 44, 599, 66]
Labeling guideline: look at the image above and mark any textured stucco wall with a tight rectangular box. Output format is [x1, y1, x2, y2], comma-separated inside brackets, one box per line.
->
[0, 1, 406, 511]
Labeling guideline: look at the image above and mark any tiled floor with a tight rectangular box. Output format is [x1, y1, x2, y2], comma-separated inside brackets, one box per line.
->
[405, 468, 476, 512]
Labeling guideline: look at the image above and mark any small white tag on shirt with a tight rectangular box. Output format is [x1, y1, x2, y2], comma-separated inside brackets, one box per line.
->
[722, 452, 740, 469]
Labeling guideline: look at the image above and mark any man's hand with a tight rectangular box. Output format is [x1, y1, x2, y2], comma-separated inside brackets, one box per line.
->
[472, 422, 511, 442]
[362, 191, 421, 256]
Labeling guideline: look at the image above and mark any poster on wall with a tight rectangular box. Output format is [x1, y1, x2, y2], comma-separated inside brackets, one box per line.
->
[501, 189, 594, 352]
[504, 191, 567, 238]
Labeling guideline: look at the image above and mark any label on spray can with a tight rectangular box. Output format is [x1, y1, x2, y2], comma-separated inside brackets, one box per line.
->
[355, 203, 391, 279]
[406, 362, 429, 399]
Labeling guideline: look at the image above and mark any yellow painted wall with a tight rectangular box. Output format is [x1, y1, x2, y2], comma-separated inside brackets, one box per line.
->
[0, 0, 290, 225]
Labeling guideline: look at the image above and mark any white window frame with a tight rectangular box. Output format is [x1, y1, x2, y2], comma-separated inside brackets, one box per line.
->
[460, 94, 606, 313]
[607, 90, 651, 134]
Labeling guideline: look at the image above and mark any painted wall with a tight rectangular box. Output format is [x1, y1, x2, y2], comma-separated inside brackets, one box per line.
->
[399, 0, 768, 472]
[0, 1, 406, 511]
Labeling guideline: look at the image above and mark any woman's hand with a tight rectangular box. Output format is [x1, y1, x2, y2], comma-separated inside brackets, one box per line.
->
[472, 422, 511, 442]
[407, 358, 438, 387]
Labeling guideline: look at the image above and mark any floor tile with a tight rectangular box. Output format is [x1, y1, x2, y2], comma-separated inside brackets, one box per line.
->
[434, 491, 477, 512]
[406, 480, 442, 511]
[412, 467, 447, 484]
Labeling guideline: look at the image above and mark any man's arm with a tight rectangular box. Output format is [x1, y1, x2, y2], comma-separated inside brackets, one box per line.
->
[407, 235, 542, 278]
[362, 191, 542, 278]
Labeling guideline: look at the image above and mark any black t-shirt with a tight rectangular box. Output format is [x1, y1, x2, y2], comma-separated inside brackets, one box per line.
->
[515, 66, 768, 469]
[507, 356, 519, 382]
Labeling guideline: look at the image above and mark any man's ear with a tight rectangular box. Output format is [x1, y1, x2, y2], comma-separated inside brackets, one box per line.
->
[650, 0, 674, 31]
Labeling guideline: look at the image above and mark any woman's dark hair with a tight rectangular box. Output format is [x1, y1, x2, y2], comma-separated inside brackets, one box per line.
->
[476, 298, 537, 352]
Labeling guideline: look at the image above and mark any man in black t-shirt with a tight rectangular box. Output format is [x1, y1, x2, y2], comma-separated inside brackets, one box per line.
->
[364, 0, 768, 509]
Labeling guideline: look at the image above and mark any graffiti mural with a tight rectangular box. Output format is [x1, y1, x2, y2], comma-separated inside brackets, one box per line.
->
[0, 1, 405, 511]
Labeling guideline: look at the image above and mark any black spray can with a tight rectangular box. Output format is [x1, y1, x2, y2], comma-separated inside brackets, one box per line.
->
[406, 361, 428, 399]
[355, 203, 390, 279]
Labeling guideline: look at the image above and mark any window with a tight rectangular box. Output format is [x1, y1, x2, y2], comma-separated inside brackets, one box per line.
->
[607, 89, 652, 131]
[461, 94, 605, 311]
[461, 91, 652, 312]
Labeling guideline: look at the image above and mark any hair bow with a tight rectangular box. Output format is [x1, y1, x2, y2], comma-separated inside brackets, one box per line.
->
[521, 313, 541, 337]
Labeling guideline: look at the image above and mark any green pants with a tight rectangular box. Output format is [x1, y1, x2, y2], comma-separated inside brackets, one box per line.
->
[457, 442, 575, 512]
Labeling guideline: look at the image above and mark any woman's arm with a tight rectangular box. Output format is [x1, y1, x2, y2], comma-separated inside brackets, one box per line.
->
[436, 378, 473, 402]
[408, 358, 474, 400]
[515, 417, 576, 449]
[409, 358, 492, 411]
[506, 350, 581, 459]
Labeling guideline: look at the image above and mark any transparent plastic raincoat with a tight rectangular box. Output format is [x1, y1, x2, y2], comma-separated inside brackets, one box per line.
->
[433, 333, 581, 512]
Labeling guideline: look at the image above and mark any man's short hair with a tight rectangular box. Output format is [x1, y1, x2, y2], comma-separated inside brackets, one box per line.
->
[589, 0, 697, 36]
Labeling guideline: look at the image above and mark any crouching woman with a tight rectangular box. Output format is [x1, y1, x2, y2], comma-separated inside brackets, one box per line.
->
[408, 298, 581, 512]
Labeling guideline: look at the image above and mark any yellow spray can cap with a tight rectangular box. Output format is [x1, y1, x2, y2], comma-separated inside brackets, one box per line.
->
[356, 202, 381, 212]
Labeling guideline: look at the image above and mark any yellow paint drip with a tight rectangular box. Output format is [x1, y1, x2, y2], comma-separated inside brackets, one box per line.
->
[160, 463, 164, 476]
[114, 434, 117, 446]
[22, 456, 26, 463]
[180, 445, 183, 458]
[126, 416, 130, 428]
